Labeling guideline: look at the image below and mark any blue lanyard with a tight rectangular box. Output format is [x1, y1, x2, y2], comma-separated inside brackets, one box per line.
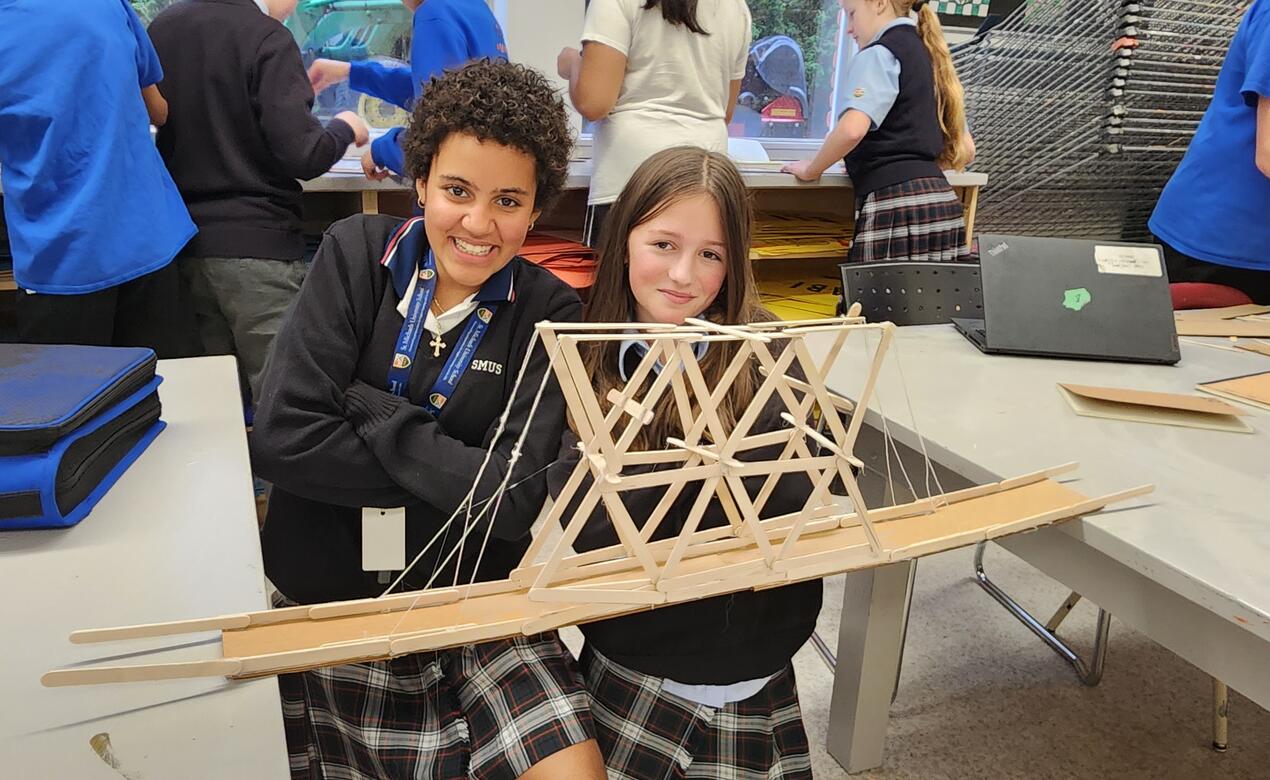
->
[387, 249, 498, 415]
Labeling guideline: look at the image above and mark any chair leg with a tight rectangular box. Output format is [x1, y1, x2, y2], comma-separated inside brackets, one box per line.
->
[1213, 678, 1229, 752]
[973, 541, 1110, 686]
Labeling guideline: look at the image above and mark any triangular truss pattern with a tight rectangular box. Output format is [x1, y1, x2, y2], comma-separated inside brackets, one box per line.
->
[43, 317, 1152, 687]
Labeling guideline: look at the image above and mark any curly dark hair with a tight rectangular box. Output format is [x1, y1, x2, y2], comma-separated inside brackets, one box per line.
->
[402, 60, 574, 214]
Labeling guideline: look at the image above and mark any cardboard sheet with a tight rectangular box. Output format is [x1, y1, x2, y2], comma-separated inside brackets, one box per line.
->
[1197, 371, 1270, 412]
[1175, 304, 1270, 321]
[1234, 341, 1270, 358]
[1175, 306, 1270, 337]
[1058, 383, 1253, 433]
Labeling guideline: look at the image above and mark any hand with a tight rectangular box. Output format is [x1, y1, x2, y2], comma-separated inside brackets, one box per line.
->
[781, 160, 822, 182]
[308, 58, 351, 95]
[556, 47, 581, 80]
[362, 149, 391, 181]
[335, 110, 369, 146]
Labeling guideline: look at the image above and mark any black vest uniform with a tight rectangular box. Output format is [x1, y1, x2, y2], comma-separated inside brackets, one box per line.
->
[844, 24, 944, 201]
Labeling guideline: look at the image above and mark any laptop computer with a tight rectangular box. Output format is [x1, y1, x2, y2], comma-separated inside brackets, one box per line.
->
[951, 234, 1180, 364]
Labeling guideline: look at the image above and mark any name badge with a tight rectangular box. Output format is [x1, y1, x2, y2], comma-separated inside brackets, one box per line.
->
[361, 507, 406, 572]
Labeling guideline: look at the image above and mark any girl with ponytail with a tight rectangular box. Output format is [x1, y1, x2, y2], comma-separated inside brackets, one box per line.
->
[783, 0, 977, 264]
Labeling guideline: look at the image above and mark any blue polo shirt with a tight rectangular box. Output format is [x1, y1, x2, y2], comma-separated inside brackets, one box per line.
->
[0, 0, 195, 295]
[1149, 1, 1270, 272]
[348, 0, 507, 176]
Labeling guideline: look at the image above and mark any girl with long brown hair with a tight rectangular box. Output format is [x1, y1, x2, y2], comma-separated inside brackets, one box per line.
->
[550, 146, 821, 779]
[784, 0, 976, 264]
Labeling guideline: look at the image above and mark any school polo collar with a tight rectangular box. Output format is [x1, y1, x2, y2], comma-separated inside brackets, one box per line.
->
[379, 216, 517, 304]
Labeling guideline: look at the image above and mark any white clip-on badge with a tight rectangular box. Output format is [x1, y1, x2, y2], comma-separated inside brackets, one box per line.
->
[362, 507, 406, 578]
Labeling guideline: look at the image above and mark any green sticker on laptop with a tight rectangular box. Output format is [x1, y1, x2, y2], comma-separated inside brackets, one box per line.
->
[1063, 288, 1092, 311]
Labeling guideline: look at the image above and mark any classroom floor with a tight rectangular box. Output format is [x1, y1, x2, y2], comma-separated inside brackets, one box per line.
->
[566, 542, 1270, 779]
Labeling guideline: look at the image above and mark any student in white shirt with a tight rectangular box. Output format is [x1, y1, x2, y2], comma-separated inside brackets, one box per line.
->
[557, 0, 752, 246]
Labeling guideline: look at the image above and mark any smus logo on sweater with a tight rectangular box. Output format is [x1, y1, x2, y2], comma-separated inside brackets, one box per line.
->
[470, 359, 504, 375]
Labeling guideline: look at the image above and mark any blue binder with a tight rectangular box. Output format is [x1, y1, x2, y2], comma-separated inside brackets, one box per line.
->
[0, 345, 166, 530]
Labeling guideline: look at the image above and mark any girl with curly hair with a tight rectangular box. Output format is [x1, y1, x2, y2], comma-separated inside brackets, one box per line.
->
[251, 60, 606, 780]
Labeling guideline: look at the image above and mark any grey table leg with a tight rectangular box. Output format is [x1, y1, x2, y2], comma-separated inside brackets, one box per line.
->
[826, 561, 913, 774]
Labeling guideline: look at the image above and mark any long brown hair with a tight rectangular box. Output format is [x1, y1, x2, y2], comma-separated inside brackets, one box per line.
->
[889, 0, 970, 169]
[583, 146, 767, 449]
[643, 0, 709, 35]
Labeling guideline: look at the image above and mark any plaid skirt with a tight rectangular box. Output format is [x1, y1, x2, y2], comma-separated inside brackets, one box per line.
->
[848, 176, 973, 264]
[580, 646, 813, 780]
[278, 632, 595, 780]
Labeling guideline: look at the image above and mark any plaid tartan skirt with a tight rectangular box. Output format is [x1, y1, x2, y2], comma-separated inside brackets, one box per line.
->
[278, 632, 595, 780]
[848, 176, 973, 264]
[580, 646, 813, 780]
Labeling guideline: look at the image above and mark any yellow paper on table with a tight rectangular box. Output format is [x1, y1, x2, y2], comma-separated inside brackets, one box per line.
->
[751, 213, 852, 260]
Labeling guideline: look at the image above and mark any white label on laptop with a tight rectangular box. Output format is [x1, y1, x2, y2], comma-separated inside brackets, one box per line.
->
[361, 507, 405, 572]
[1094, 245, 1162, 277]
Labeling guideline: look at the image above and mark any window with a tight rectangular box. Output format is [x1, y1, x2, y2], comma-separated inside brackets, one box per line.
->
[738, 0, 845, 141]
[284, 1, 414, 125]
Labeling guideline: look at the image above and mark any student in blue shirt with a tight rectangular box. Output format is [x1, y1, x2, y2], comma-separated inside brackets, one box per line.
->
[306, 0, 508, 179]
[0, 0, 198, 356]
[783, 0, 975, 265]
[1149, 0, 1270, 304]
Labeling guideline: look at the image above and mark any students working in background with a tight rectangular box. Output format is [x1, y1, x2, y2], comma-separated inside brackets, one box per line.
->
[307, 0, 507, 180]
[784, 0, 975, 265]
[150, 0, 370, 403]
[0, 0, 197, 355]
[558, 0, 752, 247]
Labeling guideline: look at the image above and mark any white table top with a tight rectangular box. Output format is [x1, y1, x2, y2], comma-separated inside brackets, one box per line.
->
[813, 326, 1270, 643]
[301, 159, 989, 193]
[0, 356, 288, 778]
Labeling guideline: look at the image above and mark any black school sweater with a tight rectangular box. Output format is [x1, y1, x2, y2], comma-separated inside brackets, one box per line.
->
[252, 215, 581, 604]
[149, 0, 355, 261]
[547, 351, 824, 685]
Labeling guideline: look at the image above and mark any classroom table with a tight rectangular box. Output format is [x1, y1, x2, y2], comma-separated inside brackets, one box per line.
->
[0, 356, 289, 779]
[812, 325, 1270, 773]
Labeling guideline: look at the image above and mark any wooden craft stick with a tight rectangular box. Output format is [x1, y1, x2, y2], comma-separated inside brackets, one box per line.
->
[985, 484, 1155, 539]
[517, 454, 590, 570]
[665, 438, 743, 469]
[607, 389, 654, 424]
[775, 467, 841, 561]
[684, 317, 773, 342]
[43, 659, 244, 687]
[842, 323, 895, 453]
[657, 558, 771, 593]
[520, 604, 623, 636]
[388, 619, 528, 656]
[537, 321, 680, 332]
[528, 586, 667, 606]
[530, 484, 604, 588]
[839, 471, 885, 557]
[70, 614, 252, 644]
[659, 476, 724, 581]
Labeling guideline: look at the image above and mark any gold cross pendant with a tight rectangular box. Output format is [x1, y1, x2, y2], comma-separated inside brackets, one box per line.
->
[429, 332, 446, 358]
